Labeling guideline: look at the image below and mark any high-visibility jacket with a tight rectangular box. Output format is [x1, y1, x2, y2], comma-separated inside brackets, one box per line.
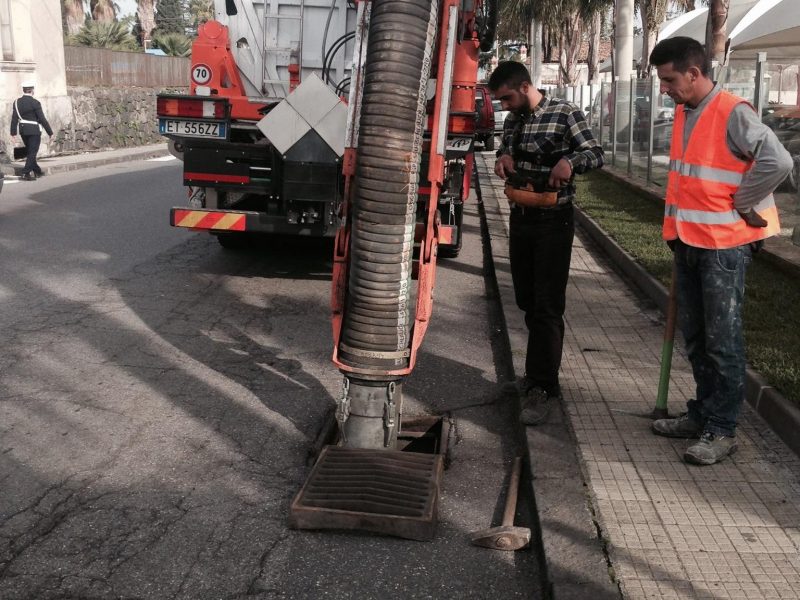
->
[663, 90, 780, 249]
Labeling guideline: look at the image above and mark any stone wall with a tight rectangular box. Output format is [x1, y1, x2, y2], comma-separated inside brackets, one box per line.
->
[51, 86, 188, 154]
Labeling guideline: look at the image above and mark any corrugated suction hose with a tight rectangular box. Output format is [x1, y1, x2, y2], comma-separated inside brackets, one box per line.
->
[338, 0, 438, 373]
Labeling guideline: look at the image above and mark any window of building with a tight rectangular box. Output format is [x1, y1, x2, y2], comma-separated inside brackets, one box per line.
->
[0, 0, 13, 61]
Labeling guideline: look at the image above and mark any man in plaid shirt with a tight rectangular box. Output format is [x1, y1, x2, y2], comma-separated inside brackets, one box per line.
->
[489, 61, 604, 426]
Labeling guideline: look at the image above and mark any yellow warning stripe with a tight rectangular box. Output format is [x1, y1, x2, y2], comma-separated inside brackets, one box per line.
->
[214, 213, 245, 230]
[176, 211, 208, 228]
[174, 210, 246, 231]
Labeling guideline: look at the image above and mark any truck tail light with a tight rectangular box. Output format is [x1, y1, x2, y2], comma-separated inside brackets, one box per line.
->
[157, 97, 227, 119]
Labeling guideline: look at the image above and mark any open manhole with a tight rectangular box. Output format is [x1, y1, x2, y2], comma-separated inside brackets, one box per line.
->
[290, 416, 448, 541]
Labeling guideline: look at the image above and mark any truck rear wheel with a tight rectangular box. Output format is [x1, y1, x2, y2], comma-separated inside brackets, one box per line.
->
[215, 232, 251, 250]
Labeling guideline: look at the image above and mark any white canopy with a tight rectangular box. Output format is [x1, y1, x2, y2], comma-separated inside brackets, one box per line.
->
[728, 0, 800, 60]
[599, 0, 795, 74]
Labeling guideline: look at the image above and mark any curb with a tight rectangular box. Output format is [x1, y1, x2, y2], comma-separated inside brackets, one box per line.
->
[575, 205, 800, 459]
[1, 145, 172, 178]
[477, 158, 622, 600]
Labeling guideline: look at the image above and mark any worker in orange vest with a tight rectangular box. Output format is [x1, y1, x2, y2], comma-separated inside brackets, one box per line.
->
[647, 38, 792, 465]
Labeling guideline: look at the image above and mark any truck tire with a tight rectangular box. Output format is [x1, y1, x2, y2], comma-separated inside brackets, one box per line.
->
[215, 232, 251, 250]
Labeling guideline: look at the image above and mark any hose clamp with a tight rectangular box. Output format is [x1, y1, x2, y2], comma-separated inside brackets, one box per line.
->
[383, 381, 397, 447]
[335, 377, 350, 444]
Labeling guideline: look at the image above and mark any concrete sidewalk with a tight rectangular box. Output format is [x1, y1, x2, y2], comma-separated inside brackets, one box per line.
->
[0, 143, 171, 178]
[478, 152, 800, 600]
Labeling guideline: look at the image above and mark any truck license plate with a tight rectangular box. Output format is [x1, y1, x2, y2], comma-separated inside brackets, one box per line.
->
[159, 119, 226, 139]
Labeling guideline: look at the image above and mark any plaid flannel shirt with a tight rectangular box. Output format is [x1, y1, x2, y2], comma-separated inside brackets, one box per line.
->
[497, 92, 604, 205]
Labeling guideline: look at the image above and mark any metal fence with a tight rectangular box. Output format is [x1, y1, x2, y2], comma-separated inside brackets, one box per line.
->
[64, 46, 189, 88]
[555, 53, 800, 244]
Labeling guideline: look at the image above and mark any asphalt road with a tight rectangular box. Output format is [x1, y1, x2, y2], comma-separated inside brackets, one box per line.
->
[0, 156, 542, 599]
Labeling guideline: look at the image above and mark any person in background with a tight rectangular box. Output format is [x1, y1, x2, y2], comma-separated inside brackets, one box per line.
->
[489, 61, 604, 426]
[11, 80, 53, 181]
[648, 37, 792, 465]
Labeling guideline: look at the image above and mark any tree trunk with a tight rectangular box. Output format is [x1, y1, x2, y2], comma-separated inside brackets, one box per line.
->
[559, 13, 583, 86]
[641, 0, 668, 78]
[587, 11, 601, 84]
[706, 0, 730, 64]
[91, 0, 116, 23]
[138, 0, 157, 47]
[64, 0, 86, 35]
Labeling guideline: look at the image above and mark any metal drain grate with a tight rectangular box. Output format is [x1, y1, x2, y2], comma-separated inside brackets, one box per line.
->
[290, 446, 444, 540]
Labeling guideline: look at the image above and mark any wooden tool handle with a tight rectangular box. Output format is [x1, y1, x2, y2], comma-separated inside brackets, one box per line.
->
[501, 457, 523, 527]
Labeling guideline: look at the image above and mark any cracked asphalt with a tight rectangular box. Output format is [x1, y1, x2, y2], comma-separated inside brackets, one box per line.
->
[0, 157, 541, 599]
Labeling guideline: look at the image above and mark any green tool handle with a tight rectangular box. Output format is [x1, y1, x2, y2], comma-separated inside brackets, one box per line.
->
[655, 261, 678, 411]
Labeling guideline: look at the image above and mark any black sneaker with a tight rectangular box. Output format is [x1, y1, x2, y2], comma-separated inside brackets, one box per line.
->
[520, 387, 552, 425]
[651, 413, 703, 439]
[21, 172, 36, 181]
[684, 431, 737, 465]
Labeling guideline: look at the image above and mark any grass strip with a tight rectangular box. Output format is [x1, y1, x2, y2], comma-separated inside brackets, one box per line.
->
[575, 170, 800, 407]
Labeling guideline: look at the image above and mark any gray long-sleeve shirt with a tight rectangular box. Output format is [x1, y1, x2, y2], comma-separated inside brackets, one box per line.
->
[682, 84, 792, 212]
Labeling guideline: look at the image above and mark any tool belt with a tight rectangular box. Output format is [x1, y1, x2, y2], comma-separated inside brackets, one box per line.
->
[503, 170, 559, 208]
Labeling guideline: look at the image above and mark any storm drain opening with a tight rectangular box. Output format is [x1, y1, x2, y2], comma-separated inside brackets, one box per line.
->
[290, 415, 447, 541]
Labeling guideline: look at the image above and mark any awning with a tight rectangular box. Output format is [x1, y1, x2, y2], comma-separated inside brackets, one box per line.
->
[728, 0, 800, 60]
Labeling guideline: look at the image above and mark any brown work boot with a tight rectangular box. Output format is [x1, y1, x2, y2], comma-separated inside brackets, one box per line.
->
[520, 387, 551, 426]
[651, 413, 703, 439]
[684, 431, 738, 465]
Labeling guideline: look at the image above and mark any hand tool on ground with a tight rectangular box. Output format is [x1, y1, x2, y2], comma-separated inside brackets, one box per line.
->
[652, 259, 678, 420]
[470, 456, 530, 551]
[608, 259, 679, 422]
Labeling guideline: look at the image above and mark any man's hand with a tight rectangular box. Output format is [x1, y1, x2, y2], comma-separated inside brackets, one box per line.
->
[494, 154, 516, 180]
[548, 158, 573, 189]
[738, 210, 768, 228]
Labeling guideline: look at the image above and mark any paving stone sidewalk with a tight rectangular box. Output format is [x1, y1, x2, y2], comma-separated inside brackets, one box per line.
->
[478, 153, 800, 600]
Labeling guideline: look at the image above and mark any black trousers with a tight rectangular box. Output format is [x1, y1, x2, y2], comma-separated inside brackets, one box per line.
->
[21, 134, 42, 175]
[509, 203, 575, 396]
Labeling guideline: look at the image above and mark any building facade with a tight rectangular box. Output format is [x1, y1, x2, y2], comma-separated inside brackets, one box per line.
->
[0, 0, 71, 158]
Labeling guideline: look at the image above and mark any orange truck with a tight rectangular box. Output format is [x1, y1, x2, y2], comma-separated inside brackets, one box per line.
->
[158, 0, 496, 260]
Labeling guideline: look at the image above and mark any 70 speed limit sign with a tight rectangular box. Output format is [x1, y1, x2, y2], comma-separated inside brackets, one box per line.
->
[192, 64, 212, 85]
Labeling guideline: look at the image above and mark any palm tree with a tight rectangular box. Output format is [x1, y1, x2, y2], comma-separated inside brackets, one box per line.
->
[91, 0, 117, 23]
[153, 32, 192, 57]
[188, 0, 214, 32]
[705, 0, 730, 63]
[63, 0, 88, 36]
[70, 20, 138, 50]
[137, 0, 157, 48]
[498, 0, 612, 86]
[638, 0, 696, 76]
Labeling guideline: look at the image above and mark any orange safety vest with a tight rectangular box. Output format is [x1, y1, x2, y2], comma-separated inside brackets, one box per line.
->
[663, 90, 780, 249]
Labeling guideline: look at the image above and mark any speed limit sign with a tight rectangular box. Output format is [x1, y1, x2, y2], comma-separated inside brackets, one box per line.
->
[192, 64, 212, 85]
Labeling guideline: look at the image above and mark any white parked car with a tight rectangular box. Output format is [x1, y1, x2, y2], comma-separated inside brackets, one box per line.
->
[493, 100, 509, 135]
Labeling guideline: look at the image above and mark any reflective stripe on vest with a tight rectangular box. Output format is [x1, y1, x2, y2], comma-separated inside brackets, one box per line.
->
[663, 91, 780, 249]
[665, 195, 777, 224]
[668, 159, 744, 186]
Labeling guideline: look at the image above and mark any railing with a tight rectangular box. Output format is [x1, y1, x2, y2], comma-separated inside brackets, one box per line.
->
[64, 46, 189, 88]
